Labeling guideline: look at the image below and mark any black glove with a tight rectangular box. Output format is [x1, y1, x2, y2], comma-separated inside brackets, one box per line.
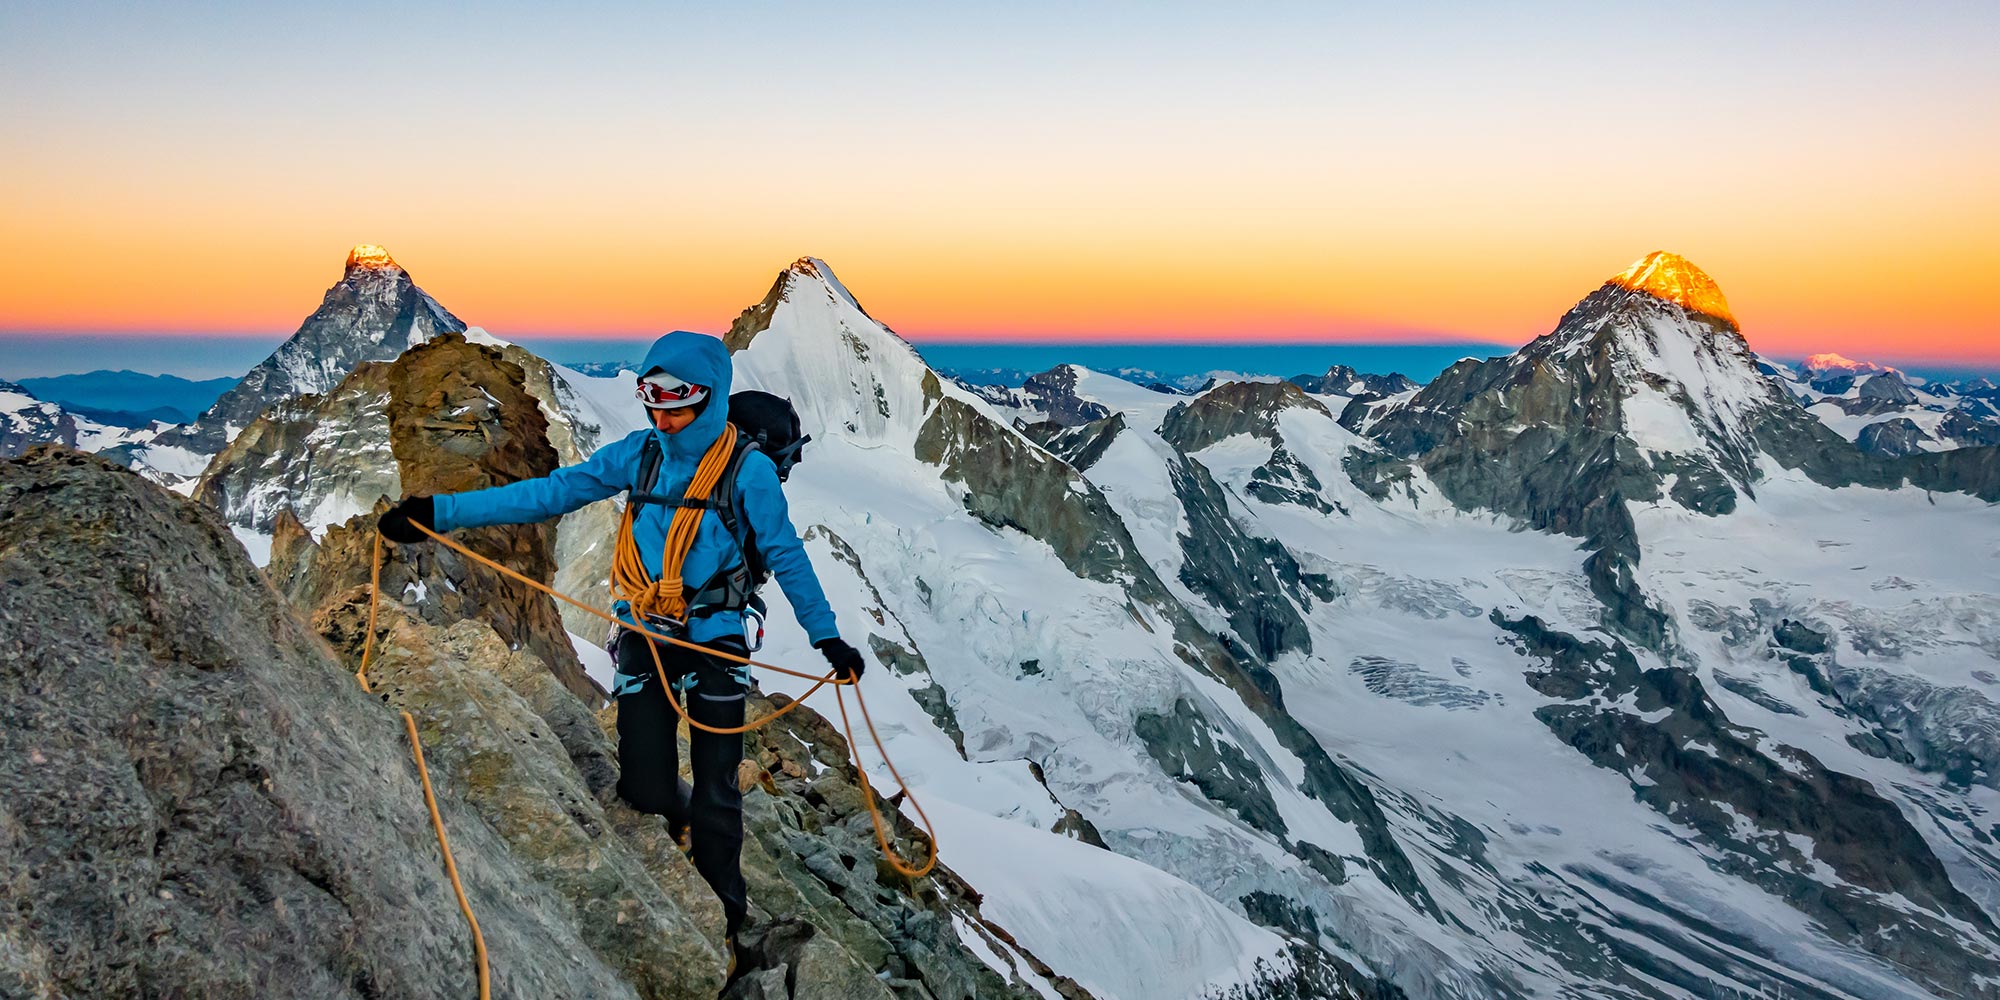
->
[378, 495, 436, 544]
[815, 638, 866, 682]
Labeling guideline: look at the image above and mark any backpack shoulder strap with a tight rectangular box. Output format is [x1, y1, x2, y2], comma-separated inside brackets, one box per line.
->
[628, 433, 670, 507]
[716, 429, 767, 580]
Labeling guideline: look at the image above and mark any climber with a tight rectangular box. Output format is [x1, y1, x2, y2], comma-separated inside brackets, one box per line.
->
[375, 330, 866, 947]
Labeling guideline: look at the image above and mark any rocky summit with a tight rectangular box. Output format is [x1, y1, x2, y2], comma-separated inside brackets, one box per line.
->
[1607, 250, 1738, 329]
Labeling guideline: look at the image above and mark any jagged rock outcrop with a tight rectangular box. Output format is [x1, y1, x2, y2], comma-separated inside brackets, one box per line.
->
[1162, 382, 1341, 514]
[194, 365, 399, 535]
[918, 395, 1152, 589]
[1019, 366, 1112, 427]
[1165, 454, 1331, 660]
[1287, 365, 1417, 398]
[1018, 411, 1126, 473]
[263, 332, 598, 703]
[1940, 407, 2000, 448]
[1161, 381, 1331, 455]
[1836, 371, 1919, 415]
[1855, 416, 1931, 457]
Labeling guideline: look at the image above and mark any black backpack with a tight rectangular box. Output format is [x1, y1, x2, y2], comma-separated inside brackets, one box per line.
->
[630, 391, 812, 613]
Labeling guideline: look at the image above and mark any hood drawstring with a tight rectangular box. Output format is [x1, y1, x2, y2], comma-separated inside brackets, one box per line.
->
[613, 424, 736, 624]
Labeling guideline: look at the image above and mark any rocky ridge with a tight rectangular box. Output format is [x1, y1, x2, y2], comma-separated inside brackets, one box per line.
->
[2, 338, 1074, 998]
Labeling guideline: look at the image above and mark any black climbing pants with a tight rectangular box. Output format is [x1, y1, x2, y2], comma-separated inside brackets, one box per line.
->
[613, 629, 749, 935]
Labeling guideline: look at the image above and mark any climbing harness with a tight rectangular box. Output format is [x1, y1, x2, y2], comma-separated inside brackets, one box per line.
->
[353, 434, 940, 995]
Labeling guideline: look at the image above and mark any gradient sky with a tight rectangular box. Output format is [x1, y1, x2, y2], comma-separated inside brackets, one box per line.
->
[3, 2, 1996, 366]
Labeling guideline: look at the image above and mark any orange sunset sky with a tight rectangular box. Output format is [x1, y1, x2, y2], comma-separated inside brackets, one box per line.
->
[2, 3, 1995, 365]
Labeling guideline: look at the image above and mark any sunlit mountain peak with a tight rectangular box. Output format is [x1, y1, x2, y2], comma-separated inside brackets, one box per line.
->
[344, 244, 400, 272]
[1609, 251, 1736, 329]
[1802, 352, 1901, 377]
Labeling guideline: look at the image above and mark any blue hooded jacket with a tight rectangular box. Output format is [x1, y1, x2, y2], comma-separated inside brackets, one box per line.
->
[432, 331, 840, 648]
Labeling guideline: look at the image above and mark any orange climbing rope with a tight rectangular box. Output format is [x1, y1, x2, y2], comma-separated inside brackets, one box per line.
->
[403, 517, 940, 879]
[349, 445, 937, 998]
[355, 533, 492, 1000]
[610, 424, 733, 625]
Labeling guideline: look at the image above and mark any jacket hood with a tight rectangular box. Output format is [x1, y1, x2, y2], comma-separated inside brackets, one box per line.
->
[640, 330, 734, 459]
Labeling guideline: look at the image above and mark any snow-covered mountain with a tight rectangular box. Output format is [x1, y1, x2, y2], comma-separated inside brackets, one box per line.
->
[156, 250, 2000, 998]
[118, 245, 465, 485]
[0, 379, 160, 459]
[1762, 353, 2000, 456]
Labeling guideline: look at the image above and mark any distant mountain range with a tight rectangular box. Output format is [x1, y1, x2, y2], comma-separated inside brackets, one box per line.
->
[17, 370, 236, 425]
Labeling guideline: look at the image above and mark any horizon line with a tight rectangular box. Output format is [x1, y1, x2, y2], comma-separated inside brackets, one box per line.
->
[6, 327, 2000, 370]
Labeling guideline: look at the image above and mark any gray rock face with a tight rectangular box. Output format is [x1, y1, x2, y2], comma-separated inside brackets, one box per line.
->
[1134, 699, 1288, 836]
[1161, 380, 1332, 455]
[1940, 407, 2000, 448]
[1020, 366, 1112, 427]
[152, 248, 464, 457]
[1168, 453, 1328, 660]
[0, 447, 716, 1000]
[917, 395, 1152, 589]
[1855, 416, 1932, 457]
[1017, 411, 1125, 473]
[1288, 365, 1418, 398]
[1837, 371, 1919, 414]
[194, 365, 399, 533]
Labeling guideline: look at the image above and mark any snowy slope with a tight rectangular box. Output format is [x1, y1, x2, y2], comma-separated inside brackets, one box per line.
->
[1165, 384, 1998, 997]
[1, 379, 160, 459]
[728, 259, 1368, 998]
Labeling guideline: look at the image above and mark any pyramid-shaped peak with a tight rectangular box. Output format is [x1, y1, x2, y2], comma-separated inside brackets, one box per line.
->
[345, 244, 401, 273]
[776, 256, 870, 318]
[1608, 251, 1736, 329]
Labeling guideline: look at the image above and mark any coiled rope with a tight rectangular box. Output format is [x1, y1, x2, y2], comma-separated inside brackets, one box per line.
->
[353, 432, 939, 994]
